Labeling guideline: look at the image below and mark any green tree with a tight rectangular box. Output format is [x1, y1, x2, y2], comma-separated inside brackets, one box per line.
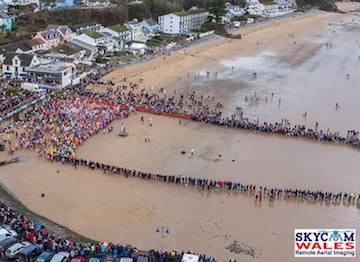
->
[208, 0, 226, 23]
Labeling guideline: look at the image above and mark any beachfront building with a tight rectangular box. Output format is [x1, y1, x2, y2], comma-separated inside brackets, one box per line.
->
[276, 0, 297, 9]
[127, 19, 146, 41]
[24, 61, 74, 89]
[101, 24, 131, 50]
[2, 53, 40, 79]
[158, 8, 209, 35]
[224, 3, 246, 21]
[246, 0, 265, 16]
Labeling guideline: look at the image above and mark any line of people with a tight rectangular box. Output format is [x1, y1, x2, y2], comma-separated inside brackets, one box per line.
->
[91, 86, 360, 150]
[52, 155, 360, 209]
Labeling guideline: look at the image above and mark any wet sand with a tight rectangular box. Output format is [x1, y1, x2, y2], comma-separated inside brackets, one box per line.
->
[76, 114, 360, 192]
[103, 11, 360, 134]
[0, 150, 359, 262]
[0, 112, 360, 261]
[1, 9, 360, 262]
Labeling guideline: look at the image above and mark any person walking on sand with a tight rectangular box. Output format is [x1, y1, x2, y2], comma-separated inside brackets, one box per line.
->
[149, 117, 153, 127]
[190, 148, 194, 157]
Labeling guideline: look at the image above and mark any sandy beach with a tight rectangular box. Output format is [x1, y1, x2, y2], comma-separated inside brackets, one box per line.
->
[1, 7, 360, 261]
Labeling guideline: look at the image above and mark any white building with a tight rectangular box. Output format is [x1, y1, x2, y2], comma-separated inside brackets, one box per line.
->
[24, 61, 74, 89]
[127, 19, 146, 41]
[158, 9, 209, 35]
[246, 0, 265, 16]
[2, 53, 40, 79]
[246, 0, 296, 17]
[71, 31, 114, 55]
[4, 0, 39, 6]
[100, 25, 131, 50]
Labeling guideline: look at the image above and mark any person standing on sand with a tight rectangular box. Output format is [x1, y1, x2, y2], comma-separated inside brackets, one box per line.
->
[149, 117, 153, 127]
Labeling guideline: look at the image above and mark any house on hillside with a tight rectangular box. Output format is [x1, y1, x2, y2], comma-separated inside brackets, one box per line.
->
[30, 38, 47, 52]
[0, 13, 13, 31]
[55, 0, 75, 8]
[2, 53, 40, 79]
[127, 19, 146, 41]
[4, 0, 39, 6]
[158, 8, 209, 34]
[70, 23, 103, 35]
[33, 25, 72, 49]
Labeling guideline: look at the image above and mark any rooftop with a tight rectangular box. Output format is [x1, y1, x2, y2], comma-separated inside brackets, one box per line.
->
[108, 24, 128, 33]
[53, 43, 83, 55]
[71, 22, 100, 30]
[0, 41, 33, 53]
[3, 53, 35, 67]
[26, 61, 71, 74]
[174, 8, 208, 17]
[86, 31, 103, 39]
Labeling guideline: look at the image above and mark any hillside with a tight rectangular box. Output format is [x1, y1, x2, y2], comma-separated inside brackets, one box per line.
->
[15, 6, 128, 34]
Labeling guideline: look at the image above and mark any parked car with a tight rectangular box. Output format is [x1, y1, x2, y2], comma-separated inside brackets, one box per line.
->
[89, 258, 101, 262]
[0, 236, 17, 252]
[5, 241, 31, 259]
[19, 244, 43, 260]
[49, 251, 70, 262]
[0, 227, 18, 241]
[36, 251, 55, 262]
[120, 258, 133, 262]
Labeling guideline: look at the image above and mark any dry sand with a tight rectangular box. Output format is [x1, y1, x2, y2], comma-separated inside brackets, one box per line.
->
[1, 9, 360, 262]
[0, 149, 359, 262]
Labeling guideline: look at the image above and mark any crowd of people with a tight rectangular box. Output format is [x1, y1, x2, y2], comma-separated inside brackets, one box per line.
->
[1, 93, 126, 157]
[0, 83, 44, 121]
[51, 155, 360, 209]
[89, 84, 360, 150]
[0, 201, 215, 261]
